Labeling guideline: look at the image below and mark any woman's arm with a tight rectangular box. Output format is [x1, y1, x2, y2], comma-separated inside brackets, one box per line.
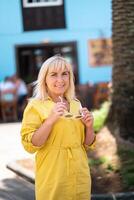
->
[84, 126, 96, 146]
[81, 107, 96, 146]
[31, 102, 67, 147]
[31, 117, 54, 147]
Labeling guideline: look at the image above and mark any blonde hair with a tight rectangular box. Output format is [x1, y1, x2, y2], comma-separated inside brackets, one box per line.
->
[33, 55, 76, 102]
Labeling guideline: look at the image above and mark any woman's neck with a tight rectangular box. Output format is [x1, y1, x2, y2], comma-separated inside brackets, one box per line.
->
[48, 93, 65, 103]
[48, 93, 70, 111]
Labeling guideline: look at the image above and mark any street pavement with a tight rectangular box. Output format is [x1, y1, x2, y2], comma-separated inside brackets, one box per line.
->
[0, 122, 35, 199]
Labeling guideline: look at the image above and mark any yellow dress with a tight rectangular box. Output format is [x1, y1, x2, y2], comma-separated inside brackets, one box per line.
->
[21, 98, 94, 200]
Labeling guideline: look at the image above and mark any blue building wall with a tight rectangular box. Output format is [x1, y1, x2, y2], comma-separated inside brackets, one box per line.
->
[0, 0, 112, 83]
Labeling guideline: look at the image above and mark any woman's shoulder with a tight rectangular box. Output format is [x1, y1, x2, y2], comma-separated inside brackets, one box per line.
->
[27, 98, 41, 105]
[24, 98, 44, 111]
[25, 98, 52, 111]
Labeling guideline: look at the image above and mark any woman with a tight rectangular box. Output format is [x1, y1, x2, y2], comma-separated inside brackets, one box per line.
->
[21, 55, 96, 200]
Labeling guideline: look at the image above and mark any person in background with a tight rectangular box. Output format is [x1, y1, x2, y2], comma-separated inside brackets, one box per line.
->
[11, 74, 28, 118]
[21, 55, 96, 200]
[0, 76, 17, 121]
[0, 76, 16, 101]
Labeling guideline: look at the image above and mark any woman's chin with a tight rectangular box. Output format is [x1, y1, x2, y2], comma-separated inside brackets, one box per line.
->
[55, 90, 66, 96]
[56, 92, 64, 97]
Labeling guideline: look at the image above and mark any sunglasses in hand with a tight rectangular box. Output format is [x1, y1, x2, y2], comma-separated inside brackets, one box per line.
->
[59, 96, 84, 119]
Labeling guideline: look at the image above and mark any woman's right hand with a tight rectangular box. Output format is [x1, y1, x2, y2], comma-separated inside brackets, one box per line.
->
[47, 102, 67, 124]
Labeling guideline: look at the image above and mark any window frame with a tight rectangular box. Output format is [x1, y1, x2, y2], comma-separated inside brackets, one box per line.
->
[23, 0, 63, 8]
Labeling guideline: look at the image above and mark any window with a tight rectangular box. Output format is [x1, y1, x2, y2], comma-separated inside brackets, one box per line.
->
[21, 0, 66, 30]
[15, 42, 79, 84]
[23, 0, 63, 8]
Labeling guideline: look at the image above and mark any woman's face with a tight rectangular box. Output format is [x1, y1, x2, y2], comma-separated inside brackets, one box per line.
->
[45, 68, 70, 98]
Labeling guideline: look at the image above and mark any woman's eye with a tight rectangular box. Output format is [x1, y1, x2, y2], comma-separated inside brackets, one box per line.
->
[51, 73, 57, 77]
[63, 72, 69, 76]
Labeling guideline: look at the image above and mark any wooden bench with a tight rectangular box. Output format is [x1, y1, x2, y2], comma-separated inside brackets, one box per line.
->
[0, 93, 18, 122]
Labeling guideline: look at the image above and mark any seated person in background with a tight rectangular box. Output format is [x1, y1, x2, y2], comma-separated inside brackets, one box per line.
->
[0, 76, 17, 121]
[0, 76, 16, 101]
[11, 74, 28, 118]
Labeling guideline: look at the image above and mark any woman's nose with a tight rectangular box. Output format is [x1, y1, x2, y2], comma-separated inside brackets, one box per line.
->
[57, 76, 64, 81]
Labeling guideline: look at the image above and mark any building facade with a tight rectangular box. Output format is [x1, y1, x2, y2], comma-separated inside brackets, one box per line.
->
[0, 0, 112, 84]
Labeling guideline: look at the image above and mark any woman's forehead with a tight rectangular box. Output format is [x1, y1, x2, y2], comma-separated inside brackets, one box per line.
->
[48, 66, 69, 73]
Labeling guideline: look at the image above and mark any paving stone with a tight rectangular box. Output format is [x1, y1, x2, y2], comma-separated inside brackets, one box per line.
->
[0, 177, 35, 200]
[91, 194, 114, 200]
[115, 192, 134, 200]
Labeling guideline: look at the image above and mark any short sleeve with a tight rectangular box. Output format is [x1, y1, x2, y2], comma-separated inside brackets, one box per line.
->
[21, 102, 43, 154]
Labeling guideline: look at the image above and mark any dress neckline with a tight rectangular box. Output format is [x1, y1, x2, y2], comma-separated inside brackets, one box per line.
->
[47, 96, 72, 113]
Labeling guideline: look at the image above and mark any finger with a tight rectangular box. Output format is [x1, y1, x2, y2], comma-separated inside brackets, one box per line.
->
[85, 112, 93, 118]
[81, 109, 91, 116]
[85, 112, 93, 119]
[56, 104, 67, 110]
[82, 116, 89, 121]
[56, 107, 65, 112]
[58, 111, 64, 116]
[55, 109, 64, 115]
[82, 115, 93, 121]
[56, 102, 66, 105]
[81, 107, 89, 112]
[85, 117, 93, 122]
[81, 112, 90, 118]
[55, 103, 66, 108]
[87, 114, 94, 120]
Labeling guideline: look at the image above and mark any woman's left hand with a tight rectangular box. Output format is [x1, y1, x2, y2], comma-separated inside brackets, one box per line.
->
[81, 107, 94, 128]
